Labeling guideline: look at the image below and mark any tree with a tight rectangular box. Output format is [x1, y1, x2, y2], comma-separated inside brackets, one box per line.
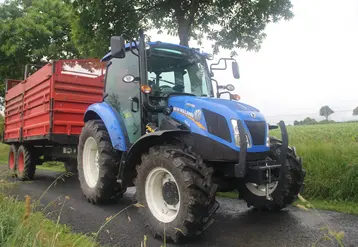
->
[0, 0, 78, 108]
[353, 107, 358, 116]
[293, 120, 299, 126]
[69, 0, 143, 58]
[70, 0, 294, 55]
[319, 105, 334, 121]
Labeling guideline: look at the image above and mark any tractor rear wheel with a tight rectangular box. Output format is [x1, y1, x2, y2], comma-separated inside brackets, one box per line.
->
[134, 145, 219, 243]
[77, 120, 125, 204]
[238, 139, 306, 211]
[8, 144, 17, 176]
[16, 145, 36, 181]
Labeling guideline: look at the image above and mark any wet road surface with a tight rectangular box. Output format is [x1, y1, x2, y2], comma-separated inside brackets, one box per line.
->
[6, 170, 358, 247]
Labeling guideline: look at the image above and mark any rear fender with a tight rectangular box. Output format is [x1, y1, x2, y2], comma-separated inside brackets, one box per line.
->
[120, 130, 189, 186]
[84, 102, 129, 151]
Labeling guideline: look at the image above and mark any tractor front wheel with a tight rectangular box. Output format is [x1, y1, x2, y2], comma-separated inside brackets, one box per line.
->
[238, 139, 306, 211]
[135, 145, 219, 243]
[77, 120, 125, 204]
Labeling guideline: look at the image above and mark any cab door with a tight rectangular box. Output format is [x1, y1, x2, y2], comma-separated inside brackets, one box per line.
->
[104, 53, 141, 144]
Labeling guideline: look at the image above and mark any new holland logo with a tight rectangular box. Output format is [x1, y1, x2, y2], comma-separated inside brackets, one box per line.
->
[251, 113, 256, 118]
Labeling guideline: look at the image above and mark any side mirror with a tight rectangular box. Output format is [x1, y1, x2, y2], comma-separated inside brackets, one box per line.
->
[111, 36, 126, 58]
[232, 61, 240, 79]
[225, 84, 235, 91]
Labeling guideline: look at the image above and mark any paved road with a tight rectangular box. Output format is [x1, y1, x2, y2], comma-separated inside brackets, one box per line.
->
[6, 169, 358, 247]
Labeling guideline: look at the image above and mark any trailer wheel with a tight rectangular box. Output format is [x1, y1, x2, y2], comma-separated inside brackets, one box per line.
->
[77, 120, 125, 204]
[238, 139, 306, 211]
[16, 145, 36, 181]
[8, 144, 17, 176]
[134, 145, 219, 243]
[64, 161, 78, 174]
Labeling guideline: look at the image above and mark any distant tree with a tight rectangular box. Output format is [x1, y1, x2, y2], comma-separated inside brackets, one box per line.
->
[301, 117, 317, 125]
[319, 105, 334, 121]
[293, 120, 299, 126]
[353, 106, 358, 116]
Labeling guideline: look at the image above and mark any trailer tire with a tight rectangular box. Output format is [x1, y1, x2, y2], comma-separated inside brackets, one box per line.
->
[77, 120, 125, 204]
[134, 145, 219, 243]
[8, 144, 17, 176]
[16, 145, 36, 181]
[64, 161, 78, 174]
[238, 139, 306, 211]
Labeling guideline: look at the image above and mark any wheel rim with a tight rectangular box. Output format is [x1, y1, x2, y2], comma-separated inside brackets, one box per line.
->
[9, 151, 15, 170]
[245, 182, 278, 197]
[17, 152, 24, 173]
[83, 137, 99, 188]
[145, 167, 180, 223]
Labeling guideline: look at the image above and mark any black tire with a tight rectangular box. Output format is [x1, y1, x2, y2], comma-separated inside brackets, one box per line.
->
[8, 144, 17, 175]
[238, 138, 306, 211]
[134, 145, 219, 243]
[16, 145, 36, 181]
[64, 160, 78, 174]
[77, 120, 125, 204]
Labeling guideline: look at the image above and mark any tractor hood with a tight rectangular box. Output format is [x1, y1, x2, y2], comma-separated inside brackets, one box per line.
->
[168, 95, 265, 123]
[168, 95, 269, 153]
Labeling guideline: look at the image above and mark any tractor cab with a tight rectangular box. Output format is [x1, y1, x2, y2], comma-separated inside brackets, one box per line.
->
[101, 35, 240, 144]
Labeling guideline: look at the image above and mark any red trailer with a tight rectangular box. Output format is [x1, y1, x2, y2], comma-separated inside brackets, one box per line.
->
[3, 59, 105, 179]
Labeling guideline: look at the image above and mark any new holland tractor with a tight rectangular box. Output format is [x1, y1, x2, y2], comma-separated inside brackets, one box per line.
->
[78, 31, 306, 242]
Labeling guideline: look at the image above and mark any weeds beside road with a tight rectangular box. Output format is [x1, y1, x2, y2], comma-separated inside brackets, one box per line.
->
[0, 171, 98, 247]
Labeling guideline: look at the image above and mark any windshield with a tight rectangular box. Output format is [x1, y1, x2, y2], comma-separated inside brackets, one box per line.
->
[147, 45, 213, 97]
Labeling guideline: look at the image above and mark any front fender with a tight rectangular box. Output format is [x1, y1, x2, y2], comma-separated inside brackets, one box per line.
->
[121, 130, 190, 186]
[84, 102, 129, 151]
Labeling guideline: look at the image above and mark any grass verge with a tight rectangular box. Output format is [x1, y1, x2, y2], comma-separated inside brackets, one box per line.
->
[0, 178, 98, 247]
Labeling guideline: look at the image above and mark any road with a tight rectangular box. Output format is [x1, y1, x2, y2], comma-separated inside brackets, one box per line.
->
[6, 169, 358, 247]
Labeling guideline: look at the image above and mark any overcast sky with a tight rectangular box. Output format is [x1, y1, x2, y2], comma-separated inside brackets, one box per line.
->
[146, 0, 358, 124]
[1, 0, 357, 124]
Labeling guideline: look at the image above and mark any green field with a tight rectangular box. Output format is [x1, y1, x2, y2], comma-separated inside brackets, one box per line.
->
[270, 122, 358, 203]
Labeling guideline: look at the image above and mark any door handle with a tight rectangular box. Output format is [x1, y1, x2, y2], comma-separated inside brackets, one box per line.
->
[131, 97, 139, 112]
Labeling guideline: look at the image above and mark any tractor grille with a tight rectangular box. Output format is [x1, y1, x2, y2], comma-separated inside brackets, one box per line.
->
[202, 109, 231, 142]
[244, 121, 266, 145]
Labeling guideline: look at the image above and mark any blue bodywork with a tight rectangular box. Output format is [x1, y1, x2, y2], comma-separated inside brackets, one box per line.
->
[168, 96, 269, 153]
[84, 42, 270, 155]
[84, 102, 129, 151]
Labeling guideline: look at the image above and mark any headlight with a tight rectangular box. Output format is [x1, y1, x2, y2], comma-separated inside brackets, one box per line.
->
[231, 119, 251, 148]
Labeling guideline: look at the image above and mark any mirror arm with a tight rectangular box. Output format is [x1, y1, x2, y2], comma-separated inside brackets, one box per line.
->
[210, 58, 228, 73]
[217, 91, 232, 99]
[211, 78, 220, 97]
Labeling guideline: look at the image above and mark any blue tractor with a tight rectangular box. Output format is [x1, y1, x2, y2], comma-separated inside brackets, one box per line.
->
[77, 31, 306, 242]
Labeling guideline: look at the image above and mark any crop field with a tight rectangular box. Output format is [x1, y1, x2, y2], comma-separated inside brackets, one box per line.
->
[270, 122, 358, 202]
[1, 122, 358, 203]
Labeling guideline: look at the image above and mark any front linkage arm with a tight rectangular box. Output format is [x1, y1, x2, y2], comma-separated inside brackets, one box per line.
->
[234, 120, 289, 200]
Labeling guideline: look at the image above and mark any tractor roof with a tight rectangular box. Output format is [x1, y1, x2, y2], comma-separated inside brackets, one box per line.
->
[101, 41, 209, 62]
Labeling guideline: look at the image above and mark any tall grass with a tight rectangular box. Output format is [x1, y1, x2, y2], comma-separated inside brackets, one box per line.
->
[271, 122, 358, 202]
[0, 191, 99, 247]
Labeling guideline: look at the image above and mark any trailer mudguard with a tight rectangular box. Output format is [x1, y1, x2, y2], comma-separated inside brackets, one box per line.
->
[84, 102, 129, 151]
